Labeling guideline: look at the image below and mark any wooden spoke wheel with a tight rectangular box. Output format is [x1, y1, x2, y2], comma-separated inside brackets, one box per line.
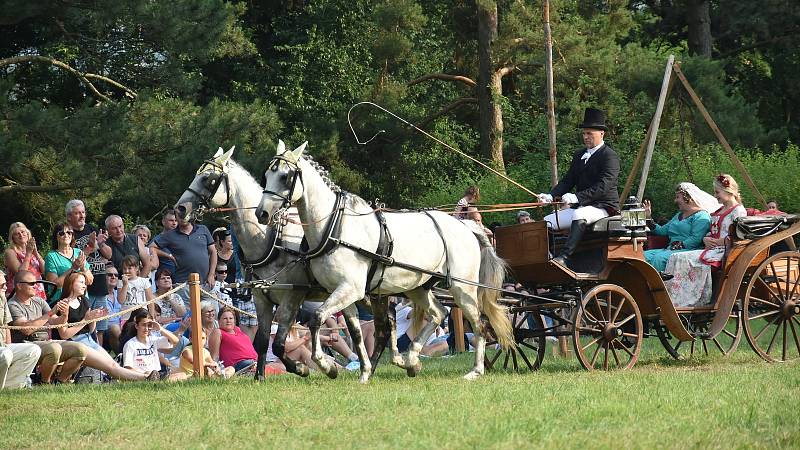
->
[743, 251, 800, 362]
[572, 284, 642, 371]
[485, 308, 546, 372]
[656, 308, 743, 360]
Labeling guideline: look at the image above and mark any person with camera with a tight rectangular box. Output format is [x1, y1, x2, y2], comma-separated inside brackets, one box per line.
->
[122, 308, 186, 381]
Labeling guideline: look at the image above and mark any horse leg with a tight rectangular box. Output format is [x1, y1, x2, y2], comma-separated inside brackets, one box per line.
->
[252, 292, 275, 382]
[342, 303, 372, 384]
[369, 295, 390, 373]
[402, 288, 447, 377]
[273, 293, 308, 377]
[309, 284, 361, 379]
[452, 286, 486, 380]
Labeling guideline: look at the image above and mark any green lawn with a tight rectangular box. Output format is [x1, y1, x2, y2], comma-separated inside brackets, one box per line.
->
[2, 341, 798, 450]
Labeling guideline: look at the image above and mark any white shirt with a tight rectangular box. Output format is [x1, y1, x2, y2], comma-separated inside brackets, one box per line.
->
[123, 334, 170, 374]
[581, 141, 605, 163]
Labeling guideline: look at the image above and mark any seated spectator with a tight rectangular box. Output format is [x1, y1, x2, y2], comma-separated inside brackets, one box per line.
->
[455, 185, 480, 219]
[298, 300, 361, 371]
[118, 255, 154, 315]
[153, 268, 186, 324]
[4, 222, 47, 300]
[1, 271, 42, 389]
[7, 270, 88, 384]
[122, 309, 186, 381]
[516, 211, 532, 224]
[44, 222, 94, 301]
[104, 264, 123, 352]
[102, 215, 151, 275]
[664, 174, 747, 307]
[208, 308, 258, 373]
[642, 183, 716, 272]
[54, 272, 156, 381]
[394, 299, 449, 357]
[179, 330, 233, 378]
[746, 199, 787, 216]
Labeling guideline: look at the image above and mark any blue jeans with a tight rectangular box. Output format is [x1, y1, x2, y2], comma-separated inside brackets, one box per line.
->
[87, 293, 109, 331]
[233, 359, 256, 372]
[70, 332, 103, 352]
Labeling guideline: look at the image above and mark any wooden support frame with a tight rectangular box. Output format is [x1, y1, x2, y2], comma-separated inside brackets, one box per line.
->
[626, 58, 768, 209]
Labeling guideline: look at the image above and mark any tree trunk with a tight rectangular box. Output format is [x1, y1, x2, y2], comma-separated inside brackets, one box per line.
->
[687, 0, 712, 57]
[477, 1, 505, 172]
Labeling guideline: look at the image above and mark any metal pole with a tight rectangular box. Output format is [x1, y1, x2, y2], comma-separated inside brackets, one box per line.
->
[637, 55, 675, 200]
[544, 0, 559, 187]
[189, 273, 204, 378]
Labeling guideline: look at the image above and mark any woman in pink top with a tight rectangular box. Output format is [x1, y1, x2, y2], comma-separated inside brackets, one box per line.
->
[4, 222, 46, 299]
[209, 308, 258, 373]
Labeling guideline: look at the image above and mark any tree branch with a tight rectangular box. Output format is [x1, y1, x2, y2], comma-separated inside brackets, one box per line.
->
[84, 73, 138, 99]
[494, 64, 516, 79]
[716, 33, 798, 59]
[0, 55, 111, 102]
[0, 182, 96, 195]
[415, 97, 478, 129]
[407, 73, 477, 88]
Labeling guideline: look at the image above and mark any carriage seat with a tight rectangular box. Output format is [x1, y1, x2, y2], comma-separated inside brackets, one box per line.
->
[584, 215, 646, 239]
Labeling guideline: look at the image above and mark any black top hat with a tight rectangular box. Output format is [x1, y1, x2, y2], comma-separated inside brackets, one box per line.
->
[577, 107, 607, 131]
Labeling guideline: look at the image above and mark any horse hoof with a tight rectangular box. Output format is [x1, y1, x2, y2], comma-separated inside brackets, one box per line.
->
[463, 371, 481, 381]
[296, 364, 310, 378]
[359, 373, 371, 384]
[406, 362, 421, 377]
[328, 367, 338, 379]
[254, 374, 265, 382]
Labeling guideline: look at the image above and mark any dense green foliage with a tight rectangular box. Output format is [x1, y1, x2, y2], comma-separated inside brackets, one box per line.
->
[1, 348, 799, 448]
[1, 0, 797, 241]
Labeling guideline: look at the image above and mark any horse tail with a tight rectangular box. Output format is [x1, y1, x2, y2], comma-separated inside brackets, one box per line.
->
[477, 244, 515, 351]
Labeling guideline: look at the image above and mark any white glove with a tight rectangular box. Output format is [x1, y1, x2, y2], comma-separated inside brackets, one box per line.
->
[537, 193, 553, 203]
[561, 193, 579, 205]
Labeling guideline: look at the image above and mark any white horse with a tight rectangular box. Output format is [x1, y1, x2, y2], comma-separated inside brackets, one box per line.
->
[175, 147, 385, 380]
[255, 140, 515, 381]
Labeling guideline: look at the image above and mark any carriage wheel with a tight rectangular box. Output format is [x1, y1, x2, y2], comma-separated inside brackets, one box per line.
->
[572, 284, 642, 370]
[484, 309, 546, 372]
[656, 308, 743, 359]
[743, 251, 800, 362]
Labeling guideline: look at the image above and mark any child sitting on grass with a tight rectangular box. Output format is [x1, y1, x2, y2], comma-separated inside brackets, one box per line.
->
[180, 331, 234, 378]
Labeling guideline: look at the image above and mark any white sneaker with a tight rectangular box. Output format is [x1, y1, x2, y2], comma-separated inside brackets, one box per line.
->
[345, 361, 360, 372]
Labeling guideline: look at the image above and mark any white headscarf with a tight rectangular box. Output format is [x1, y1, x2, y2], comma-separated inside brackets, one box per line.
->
[678, 182, 721, 214]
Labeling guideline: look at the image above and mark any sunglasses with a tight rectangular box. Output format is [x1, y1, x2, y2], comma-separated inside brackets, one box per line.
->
[106, 273, 118, 277]
[17, 280, 38, 286]
[58, 230, 74, 236]
[216, 270, 228, 274]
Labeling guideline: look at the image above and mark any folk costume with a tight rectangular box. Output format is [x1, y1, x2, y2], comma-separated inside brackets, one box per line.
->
[664, 175, 746, 308]
[644, 182, 718, 272]
[542, 108, 621, 265]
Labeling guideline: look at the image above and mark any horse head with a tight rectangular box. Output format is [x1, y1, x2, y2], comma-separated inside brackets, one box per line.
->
[175, 145, 236, 222]
[256, 140, 307, 225]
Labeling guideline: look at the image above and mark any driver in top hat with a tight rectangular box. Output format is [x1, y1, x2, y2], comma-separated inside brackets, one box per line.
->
[537, 107, 620, 266]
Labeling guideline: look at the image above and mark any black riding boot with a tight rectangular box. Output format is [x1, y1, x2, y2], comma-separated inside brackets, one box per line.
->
[552, 219, 588, 266]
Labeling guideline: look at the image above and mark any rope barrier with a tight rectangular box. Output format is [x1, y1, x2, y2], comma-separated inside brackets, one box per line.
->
[0, 283, 187, 330]
[199, 287, 355, 332]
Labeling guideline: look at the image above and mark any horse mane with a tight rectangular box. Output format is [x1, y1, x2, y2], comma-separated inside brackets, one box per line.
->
[302, 154, 341, 193]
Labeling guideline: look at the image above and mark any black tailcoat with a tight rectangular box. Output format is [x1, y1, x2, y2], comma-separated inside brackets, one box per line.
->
[550, 144, 620, 214]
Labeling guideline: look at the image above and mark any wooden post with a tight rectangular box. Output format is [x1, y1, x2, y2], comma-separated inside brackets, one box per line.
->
[188, 273, 204, 378]
[672, 63, 768, 208]
[637, 55, 675, 200]
[452, 307, 465, 352]
[543, 0, 559, 187]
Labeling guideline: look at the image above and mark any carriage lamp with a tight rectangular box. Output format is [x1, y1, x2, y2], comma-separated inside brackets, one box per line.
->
[621, 196, 647, 251]
[621, 196, 647, 229]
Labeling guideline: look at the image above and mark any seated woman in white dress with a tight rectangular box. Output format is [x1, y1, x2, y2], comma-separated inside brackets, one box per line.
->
[664, 174, 747, 308]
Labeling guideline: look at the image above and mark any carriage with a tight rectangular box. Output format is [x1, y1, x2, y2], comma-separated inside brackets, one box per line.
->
[483, 206, 800, 371]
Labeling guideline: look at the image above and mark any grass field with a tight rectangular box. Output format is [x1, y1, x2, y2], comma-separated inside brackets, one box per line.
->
[2, 340, 798, 450]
